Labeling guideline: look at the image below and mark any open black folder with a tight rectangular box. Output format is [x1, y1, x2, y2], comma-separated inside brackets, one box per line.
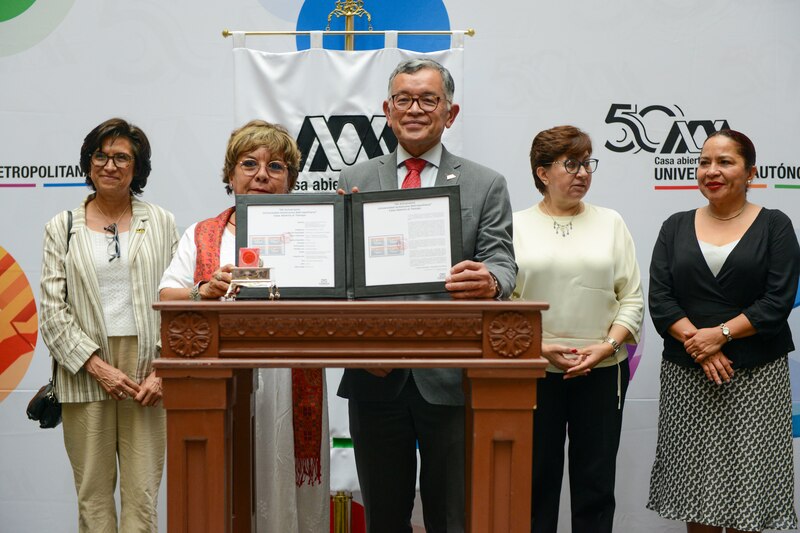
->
[235, 186, 463, 299]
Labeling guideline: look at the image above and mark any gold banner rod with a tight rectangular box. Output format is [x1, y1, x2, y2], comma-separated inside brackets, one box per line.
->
[222, 29, 476, 38]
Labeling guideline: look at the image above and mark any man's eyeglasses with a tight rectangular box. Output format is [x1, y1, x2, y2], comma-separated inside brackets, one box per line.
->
[547, 158, 599, 174]
[104, 223, 121, 262]
[390, 94, 442, 112]
[92, 152, 134, 169]
[238, 159, 289, 178]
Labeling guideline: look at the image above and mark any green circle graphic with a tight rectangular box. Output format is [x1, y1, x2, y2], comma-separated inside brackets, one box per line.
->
[0, 0, 36, 23]
[0, 0, 75, 57]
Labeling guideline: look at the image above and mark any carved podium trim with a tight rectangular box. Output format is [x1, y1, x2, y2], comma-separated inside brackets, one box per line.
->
[488, 312, 533, 358]
[218, 314, 483, 339]
[167, 312, 211, 357]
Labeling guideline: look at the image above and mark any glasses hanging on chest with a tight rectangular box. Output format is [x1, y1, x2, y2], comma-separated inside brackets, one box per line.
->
[104, 223, 121, 262]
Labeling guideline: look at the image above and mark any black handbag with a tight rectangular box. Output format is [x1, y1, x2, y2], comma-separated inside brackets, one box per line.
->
[27, 211, 72, 429]
[26, 380, 61, 428]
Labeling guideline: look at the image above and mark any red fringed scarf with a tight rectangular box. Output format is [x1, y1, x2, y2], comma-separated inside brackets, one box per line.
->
[194, 207, 323, 486]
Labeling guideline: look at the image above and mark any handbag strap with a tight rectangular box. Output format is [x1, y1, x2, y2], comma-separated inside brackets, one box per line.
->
[49, 210, 73, 388]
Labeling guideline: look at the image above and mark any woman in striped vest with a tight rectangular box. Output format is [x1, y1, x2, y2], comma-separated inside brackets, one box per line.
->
[39, 117, 178, 532]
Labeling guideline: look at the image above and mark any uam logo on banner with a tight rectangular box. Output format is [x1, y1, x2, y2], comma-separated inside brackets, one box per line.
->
[604, 103, 800, 191]
[294, 114, 398, 192]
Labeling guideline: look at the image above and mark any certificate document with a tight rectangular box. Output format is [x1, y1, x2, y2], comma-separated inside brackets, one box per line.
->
[235, 187, 462, 299]
[350, 186, 462, 298]
[236, 194, 347, 298]
[361, 196, 452, 286]
[245, 203, 336, 288]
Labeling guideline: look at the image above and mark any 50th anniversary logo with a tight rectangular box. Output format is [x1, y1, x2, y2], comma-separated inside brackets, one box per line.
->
[604, 103, 800, 191]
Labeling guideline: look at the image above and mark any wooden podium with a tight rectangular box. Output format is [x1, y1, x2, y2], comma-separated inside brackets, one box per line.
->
[154, 300, 547, 533]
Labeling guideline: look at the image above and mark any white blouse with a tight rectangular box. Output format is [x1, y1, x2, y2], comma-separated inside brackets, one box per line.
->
[90, 229, 137, 336]
[158, 223, 236, 290]
[698, 239, 739, 277]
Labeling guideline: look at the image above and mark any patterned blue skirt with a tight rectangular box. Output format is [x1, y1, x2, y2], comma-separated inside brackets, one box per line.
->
[647, 357, 798, 531]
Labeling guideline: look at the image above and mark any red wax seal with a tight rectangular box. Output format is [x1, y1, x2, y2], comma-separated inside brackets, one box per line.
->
[239, 247, 259, 267]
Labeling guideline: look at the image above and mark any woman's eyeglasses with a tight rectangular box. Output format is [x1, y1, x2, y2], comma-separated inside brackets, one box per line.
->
[238, 159, 288, 178]
[92, 152, 134, 169]
[104, 223, 121, 262]
[547, 158, 599, 174]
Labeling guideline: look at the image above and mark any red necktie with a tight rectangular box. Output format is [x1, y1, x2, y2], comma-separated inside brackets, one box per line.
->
[402, 158, 426, 189]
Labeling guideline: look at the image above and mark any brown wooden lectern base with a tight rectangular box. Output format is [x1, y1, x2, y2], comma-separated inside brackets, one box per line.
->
[155, 300, 547, 533]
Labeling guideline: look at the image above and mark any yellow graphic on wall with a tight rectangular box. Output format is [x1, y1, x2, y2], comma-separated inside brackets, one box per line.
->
[0, 246, 37, 403]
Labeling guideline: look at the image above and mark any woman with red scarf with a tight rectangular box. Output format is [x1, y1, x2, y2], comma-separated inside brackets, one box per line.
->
[159, 120, 328, 533]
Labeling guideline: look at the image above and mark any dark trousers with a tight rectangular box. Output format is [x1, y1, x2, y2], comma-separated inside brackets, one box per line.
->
[531, 359, 630, 533]
[349, 376, 465, 533]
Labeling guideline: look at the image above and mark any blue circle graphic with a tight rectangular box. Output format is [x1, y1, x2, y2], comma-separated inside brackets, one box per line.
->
[296, 0, 451, 52]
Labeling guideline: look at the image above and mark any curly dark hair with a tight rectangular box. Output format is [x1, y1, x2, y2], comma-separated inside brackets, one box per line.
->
[79, 118, 152, 195]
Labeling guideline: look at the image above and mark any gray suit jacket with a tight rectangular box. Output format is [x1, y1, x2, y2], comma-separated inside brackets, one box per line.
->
[336, 146, 517, 406]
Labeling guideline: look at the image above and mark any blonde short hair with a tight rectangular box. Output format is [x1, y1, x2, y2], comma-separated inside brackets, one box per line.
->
[222, 120, 301, 194]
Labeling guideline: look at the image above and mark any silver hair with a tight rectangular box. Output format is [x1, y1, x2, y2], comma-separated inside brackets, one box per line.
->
[387, 58, 455, 103]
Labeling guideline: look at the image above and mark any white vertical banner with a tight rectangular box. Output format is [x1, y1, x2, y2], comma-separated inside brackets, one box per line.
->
[233, 45, 464, 494]
[233, 46, 464, 193]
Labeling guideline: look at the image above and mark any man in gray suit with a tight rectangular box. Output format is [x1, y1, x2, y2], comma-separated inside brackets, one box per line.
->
[337, 58, 516, 533]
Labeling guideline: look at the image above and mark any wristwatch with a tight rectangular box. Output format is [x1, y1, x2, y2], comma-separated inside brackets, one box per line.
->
[604, 336, 620, 354]
[489, 272, 502, 300]
[719, 323, 733, 343]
